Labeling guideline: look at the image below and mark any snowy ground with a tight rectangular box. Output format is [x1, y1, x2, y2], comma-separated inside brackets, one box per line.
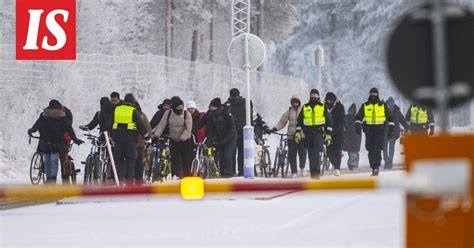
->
[1, 171, 405, 247]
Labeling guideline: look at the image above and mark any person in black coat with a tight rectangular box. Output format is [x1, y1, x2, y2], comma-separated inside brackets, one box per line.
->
[383, 97, 409, 169]
[205, 98, 237, 177]
[150, 99, 171, 129]
[108, 93, 150, 184]
[324, 92, 345, 176]
[28, 100, 83, 184]
[343, 103, 362, 170]
[79, 97, 112, 133]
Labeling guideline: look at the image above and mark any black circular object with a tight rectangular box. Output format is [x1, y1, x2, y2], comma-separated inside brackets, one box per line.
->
[387, 3, 474, 109]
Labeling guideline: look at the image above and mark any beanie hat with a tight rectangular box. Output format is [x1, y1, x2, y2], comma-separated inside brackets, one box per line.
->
[48, 99, 62, 109]
[325, 92, 337, 102]
[369, 87, 379, 95]
[229, 88, 240, 97]
[210, 98, 222, 108]
[186, 100, 197, 109]
[124, 93, 135, 103]
[310, 89, 320, 96]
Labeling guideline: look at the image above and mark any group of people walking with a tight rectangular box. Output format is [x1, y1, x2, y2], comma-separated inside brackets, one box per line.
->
[28, 86, 435, 184]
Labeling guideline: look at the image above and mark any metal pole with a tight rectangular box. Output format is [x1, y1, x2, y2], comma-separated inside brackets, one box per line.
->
[431, 0, 449, 132]
[104, 131, 119, 186]
[243, 35, 254, 178]
[318, 63, 322, 89]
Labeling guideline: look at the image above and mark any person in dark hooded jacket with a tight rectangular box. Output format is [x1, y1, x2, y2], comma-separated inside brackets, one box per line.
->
[343, 103, 362, 170]
[324, 92, 345, 176]
[150, 99, 171, 129]
[383, 97, 409, 169]
[28, 100, 83, 184]
[205, 98, 237, 177]
[79, 97, 112, 133]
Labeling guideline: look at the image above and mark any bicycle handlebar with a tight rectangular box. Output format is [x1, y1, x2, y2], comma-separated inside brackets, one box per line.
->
[28, 134, 39, 145]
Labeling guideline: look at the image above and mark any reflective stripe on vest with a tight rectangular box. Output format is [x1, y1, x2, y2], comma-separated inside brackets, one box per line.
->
[363, 103, 386, 125]
[113, 105, 137, 130]
[303, 104, 326, 126]
[410, 106, 428, 124]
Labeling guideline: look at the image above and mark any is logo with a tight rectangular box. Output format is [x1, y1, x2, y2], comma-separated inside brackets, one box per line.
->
[16, 0, 76, 60]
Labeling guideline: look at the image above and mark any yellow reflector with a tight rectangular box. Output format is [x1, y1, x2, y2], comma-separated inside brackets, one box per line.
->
[180, 177, 204, 200]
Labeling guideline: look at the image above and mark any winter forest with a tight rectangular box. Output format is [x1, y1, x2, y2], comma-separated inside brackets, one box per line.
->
[0, 0, 473, 180]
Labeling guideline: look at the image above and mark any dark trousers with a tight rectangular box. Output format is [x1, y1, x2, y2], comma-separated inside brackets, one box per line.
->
[304, 133, 323, 176]
[365, 127, 384, 170]
[327, 143, 342, 170]
[113, 142, 138, 185]
[170, 139, 193, 178]
[232, 134, 244, 176]
[134, 146, 145, 185]
[219, 138, 237, 177]
[383, 137, 397, 167]
[288, 139, 307, 174]
[57, 142, 70, 185]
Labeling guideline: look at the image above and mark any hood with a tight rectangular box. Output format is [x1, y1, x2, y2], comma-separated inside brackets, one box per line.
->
[348, 103, 357, 114]
[42, 108, 66, 119]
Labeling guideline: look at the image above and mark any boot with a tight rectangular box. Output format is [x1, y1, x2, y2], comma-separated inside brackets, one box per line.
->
[370, 169, 379, 177]
[62, 176, 70, 185]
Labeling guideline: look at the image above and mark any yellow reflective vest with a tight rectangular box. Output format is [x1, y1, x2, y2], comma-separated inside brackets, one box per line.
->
[113, 105, 137, 130]
[303, 104, 326, 126]
[363, 103, 386, 125]
[410, 106, 428, 124]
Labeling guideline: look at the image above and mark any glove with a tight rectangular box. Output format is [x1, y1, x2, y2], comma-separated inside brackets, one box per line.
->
[294, 131, 303, 144]
[388, 125, 394, 139]
[271, 127, 277, 133]
[429, 126, 434, 136]
[73, 138, 84, 145]
[355, 123, 362, 135]
[325, 134, 332, 146]
[79, 125, 89, 131]
[144, 133, 151, 141]
[264, 127, 272, 135]
[27, 129, 34, 135]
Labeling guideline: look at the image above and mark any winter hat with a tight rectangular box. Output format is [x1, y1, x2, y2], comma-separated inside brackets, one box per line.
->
[100, 97, 110, 108]
[49, 99, 62, 109]
[171, 97, 184, 109]
[369, 87, 379, 95]
[229, 88, 240, 97]
[386, 97, 395, 108]
[325, 92, 337, 102]
[290, 96, 301, 105]
[310, 89, 320, 96]
[124, 93, 135, 103]
[210, 98, 222, 108]
[186, 100, 197, 109]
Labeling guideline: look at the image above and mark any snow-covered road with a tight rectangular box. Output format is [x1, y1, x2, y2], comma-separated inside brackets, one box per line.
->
[1, 171, 404, 247]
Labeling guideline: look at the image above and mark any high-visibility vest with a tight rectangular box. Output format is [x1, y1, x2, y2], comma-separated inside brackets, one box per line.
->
[113, 105, 137, 130]
[363, 103, 386, 125]
[410, 106, 428, 124]
[303, 104, 326, 126]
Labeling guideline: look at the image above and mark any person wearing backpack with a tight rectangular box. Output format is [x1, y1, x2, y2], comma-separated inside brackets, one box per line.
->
[152, 97, 193, 179]
[271, 95, 307, 177]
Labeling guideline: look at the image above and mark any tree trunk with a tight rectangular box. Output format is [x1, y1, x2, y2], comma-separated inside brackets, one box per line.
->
[191, 30, 199, 61]
[165, 0, 172, 57]
[209, 7, 214, 62]
[256, 0, 264, 71]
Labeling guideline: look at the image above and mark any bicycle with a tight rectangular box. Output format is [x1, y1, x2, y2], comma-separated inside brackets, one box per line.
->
[191, 135, 219, 179]
[254, 136, 272, 178]
[82, 132, 111, 185]
[61, 142, 80, 185]
[148, 137, 172, 182]
[273, 133, 290, 178]
[29, 135, 45, 185]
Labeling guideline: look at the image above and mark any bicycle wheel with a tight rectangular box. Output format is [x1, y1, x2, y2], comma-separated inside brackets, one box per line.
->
[273, 150, 280, 178]
[262, 148, 271, 178]
[83, 155, 93, 185]
[92, 155, 102, 184]
[70, 162, 77, 185]
[281, 151, 290, 178]
[208, 158, 219, 178]
[151, 155, 161, 181]
[30, 152, 44, 185]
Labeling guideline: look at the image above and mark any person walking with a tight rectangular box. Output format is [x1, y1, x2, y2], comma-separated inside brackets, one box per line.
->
[324, 92, 345, 176]
[295, 89, 333, 179]
[355, 88, 394, 176]
[405, 103, 435, 135]
[204, 98, 237, 177]
[152, 97, 193, 178]
[272, 95, 307, 177]
[343, 103, 362, 170]
[383, 97, 409, 169]
[150, 99, 171, 129]
[132, 98, 152, 185]
[109, 93, 150, 185]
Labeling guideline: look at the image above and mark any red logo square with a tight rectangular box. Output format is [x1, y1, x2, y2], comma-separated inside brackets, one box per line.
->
[16, 0, 76, 60]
